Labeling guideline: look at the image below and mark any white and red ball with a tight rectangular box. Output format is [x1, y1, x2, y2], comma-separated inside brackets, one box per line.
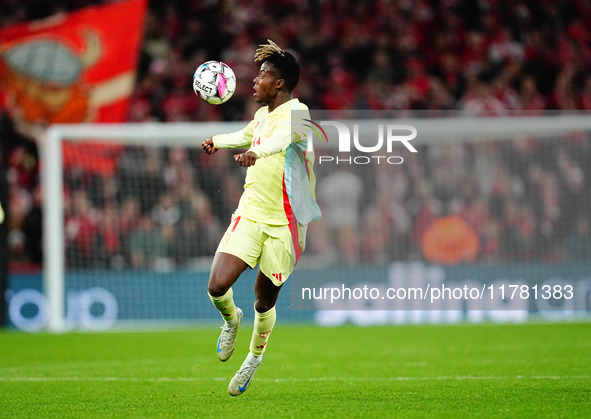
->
[193, 60, 236, 105]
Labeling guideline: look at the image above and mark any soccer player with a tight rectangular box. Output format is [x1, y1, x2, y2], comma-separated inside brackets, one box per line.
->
[201, 40, 321, 396]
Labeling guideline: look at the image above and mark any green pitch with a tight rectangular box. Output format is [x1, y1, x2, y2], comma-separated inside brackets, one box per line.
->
[1, 322, 590, 418]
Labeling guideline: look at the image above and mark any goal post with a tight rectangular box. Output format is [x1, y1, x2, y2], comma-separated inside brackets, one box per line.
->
[40, 113, 591, 332]
[41, 127, 64, 332]
[42, 122, 244, 332]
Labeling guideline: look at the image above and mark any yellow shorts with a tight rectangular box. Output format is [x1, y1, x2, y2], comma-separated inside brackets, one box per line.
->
[216, 212, 307, 286]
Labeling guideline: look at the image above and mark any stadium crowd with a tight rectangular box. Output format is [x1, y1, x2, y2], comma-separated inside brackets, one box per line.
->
[2, 0, 591, 270]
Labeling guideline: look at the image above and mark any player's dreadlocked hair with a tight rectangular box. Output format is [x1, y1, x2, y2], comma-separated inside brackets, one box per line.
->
[255, 39, 301, 92]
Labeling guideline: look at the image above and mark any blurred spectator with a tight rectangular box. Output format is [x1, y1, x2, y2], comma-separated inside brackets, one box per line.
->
[93, 204, 123, 269]
[488, 28, 524, 65]
[117, 148, 166, 213]
[172, 217, 214, 268]
[518, 76, 546, 112]
[164, 147, 196, 189]
[479, 218, 501, 263]
[151, 193, 181, 227]
[405, 57, 431, 108]
[191, 192, 223, 255]
[462, 77, 508, 116]
[64, 189, 98, 268]
[501, 200, 536, 261]
[360, 192, 411, 265]
[118, 197, 141, 238]
[409, 182, 441, 256]
[128, 215, 168, 270]
[317, 165, 364, 264]
[548, 67, 578, 109]
[360, 204, 394, 265]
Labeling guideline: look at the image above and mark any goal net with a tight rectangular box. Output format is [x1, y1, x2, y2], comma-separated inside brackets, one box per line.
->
[40, 112, 591, 331]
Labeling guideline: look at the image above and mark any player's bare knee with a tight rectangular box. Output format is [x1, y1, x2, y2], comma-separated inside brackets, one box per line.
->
[254, 299, 274, 313]
[207, 274, 229, 297]
[207, 285, 226, 298]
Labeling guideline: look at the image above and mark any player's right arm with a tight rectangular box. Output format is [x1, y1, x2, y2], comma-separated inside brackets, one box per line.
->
[201, 138, 219, 154]
[202, 117, 257, 155]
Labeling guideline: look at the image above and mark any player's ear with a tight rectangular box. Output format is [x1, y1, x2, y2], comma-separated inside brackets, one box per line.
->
[275, 78, 285, 90]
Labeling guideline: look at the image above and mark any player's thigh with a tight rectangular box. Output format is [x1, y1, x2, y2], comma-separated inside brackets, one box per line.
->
[208, 252, 248, 296]
[216, 213, 264, 267]
[259, 222, 307, 286]
[209, 214, 263, 294]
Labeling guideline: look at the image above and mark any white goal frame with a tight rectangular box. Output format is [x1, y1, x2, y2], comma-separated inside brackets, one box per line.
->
[42, 114, 591, 332]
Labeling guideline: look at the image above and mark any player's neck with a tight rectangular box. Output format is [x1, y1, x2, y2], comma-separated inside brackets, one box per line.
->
[267, 92, 292, 113]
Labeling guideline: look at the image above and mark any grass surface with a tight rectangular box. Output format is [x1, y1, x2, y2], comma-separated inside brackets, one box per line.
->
[0, 322, 590, 418]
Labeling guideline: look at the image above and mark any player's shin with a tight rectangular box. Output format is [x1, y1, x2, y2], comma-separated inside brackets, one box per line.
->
[208, 288, 238, 322]
[249, 305, 276, 356]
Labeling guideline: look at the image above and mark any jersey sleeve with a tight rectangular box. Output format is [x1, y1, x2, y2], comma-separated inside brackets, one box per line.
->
[249, 108, 309, 158]
[249, 121, 293, 158]
[212, 119, 256, 149]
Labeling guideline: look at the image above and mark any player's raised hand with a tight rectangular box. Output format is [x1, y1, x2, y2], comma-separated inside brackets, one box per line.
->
[202, 138, 218, 155]
[234, 151, 258, 167]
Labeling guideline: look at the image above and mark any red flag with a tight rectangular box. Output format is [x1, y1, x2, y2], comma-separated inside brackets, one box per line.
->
[0, 0, 147, 174]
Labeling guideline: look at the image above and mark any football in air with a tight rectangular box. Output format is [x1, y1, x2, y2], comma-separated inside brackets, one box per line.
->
[193, 60, 236, 105]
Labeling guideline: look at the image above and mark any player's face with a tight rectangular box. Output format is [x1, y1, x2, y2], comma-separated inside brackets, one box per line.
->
[253, 62, 281, 104]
